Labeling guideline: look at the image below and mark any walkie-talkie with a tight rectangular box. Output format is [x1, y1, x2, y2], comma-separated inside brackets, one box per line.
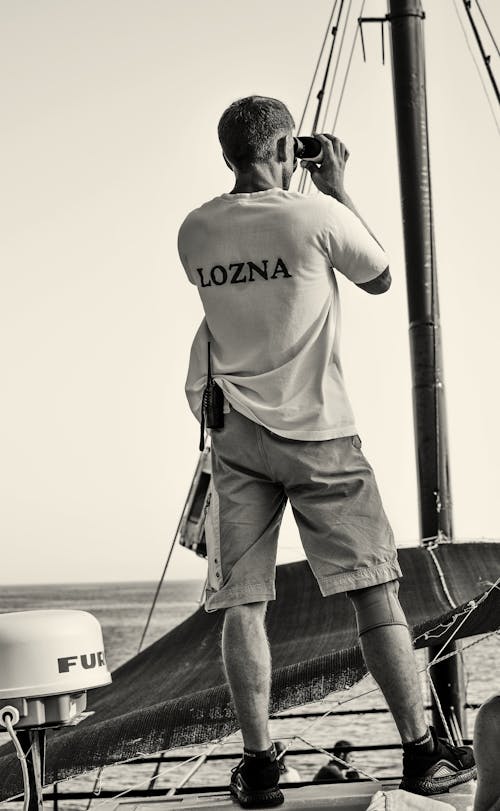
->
[199, 341, 224, 451]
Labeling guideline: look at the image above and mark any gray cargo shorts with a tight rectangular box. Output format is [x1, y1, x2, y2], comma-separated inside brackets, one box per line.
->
[204, 405, 401, 612]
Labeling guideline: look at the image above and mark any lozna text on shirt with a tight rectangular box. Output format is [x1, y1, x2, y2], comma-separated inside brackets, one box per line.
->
[196, 257, 292, 287]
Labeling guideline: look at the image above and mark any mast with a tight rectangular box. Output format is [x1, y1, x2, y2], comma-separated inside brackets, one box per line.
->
[387, 0, 466, 738]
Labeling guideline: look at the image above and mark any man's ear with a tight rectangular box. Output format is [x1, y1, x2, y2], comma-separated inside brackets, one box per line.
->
[277, 136, 288, 163]
[222, 153, 234, 172]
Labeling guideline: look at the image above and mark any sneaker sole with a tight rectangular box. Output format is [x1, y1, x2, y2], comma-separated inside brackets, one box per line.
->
[400, 764, 477, 795]
[229, 783, 284, 808]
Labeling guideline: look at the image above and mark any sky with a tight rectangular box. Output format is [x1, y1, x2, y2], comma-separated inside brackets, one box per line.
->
[1, 0, 499, 585]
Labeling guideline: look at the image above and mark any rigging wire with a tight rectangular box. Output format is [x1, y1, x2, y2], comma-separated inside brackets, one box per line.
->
[298, 1, 346, 193]
[461, 0, 500, 103]
[318, 0, 354, 134]
[452, 0, 500, 134]
[296, 0, 340, 136]
[475, 0, 500, 58]
[311, 0, 346, 136]
[303, 0, 365, 196]
[137, 531, 177, 654]
[330, 0, 366, 134]
[137, 450, 211, 654]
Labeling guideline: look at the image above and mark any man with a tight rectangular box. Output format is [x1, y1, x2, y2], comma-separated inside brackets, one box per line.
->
[274, 741, 301, 784]
[474, 694, 500, 811]
[313, 740, 360, 783]
[178, 96, 475, 806]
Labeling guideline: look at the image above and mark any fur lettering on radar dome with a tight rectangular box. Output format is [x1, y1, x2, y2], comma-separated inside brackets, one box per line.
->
[196, 258, 292, 288]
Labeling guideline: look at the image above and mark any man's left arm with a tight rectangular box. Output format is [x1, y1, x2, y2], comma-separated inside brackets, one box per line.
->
[302, 133, 391, 294]
[329, 188, 391, 295]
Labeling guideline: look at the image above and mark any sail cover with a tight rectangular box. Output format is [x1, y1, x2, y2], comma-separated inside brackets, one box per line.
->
[0, 542, 498, 799]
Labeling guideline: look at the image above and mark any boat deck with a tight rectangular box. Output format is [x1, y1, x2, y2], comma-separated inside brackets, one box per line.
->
[116, 780, 475, 810]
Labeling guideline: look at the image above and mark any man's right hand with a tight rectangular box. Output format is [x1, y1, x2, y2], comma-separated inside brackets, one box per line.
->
[301, 133, 349, 200]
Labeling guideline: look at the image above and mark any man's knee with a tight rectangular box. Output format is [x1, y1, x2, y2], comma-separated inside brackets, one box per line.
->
[224, 601, 268, 626]
[348, 580, 408, 637]
[476, 694, 500, 738]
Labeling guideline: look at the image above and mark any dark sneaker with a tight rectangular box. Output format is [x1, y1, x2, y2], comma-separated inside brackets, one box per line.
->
[400, 726, 476, 795]
[230, 757, 284, 808]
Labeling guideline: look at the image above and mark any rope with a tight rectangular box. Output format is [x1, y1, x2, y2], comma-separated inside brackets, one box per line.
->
[424, 577, 500, 743]
[452, 0, 500, 134]
[2, 716, 30, 811]
[427, 548, 458, 609]
[414, 577, 499, 645]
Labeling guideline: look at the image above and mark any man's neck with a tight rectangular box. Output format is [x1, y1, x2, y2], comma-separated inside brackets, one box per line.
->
[230, 164, 285, 194]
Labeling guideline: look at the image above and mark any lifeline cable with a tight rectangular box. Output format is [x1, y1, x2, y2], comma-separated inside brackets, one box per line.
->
[90, 752, 206, 809]
[62, 577, 500, 801]
[37, 625, 499, 805]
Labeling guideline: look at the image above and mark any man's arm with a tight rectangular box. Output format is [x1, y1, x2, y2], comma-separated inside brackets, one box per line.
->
[355, 266, 391, 295]
[301, 133, 391, 295]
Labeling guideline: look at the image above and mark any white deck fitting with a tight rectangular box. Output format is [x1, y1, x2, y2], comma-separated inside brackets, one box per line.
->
[116, 780, 475, 811]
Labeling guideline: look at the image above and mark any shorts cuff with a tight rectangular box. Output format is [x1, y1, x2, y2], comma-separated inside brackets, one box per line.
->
[204, 583, 276, 613]
[317, 560, 403, 597]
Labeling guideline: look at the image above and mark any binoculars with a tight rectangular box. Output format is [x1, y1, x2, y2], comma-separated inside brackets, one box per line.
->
[293, 136, 323, 163]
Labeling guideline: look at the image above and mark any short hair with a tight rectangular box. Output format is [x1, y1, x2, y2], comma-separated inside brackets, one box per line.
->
[218, 95, 295, 171]
[333, 740, 353, 760]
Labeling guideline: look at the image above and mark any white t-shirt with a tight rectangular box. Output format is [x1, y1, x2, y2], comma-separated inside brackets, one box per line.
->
[178, 188, 388, 441]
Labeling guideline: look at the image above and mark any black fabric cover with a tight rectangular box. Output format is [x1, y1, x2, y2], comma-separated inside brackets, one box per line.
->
[0, 542, 498, 798]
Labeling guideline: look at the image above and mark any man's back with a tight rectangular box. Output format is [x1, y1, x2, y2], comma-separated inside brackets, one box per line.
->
[178, 188, 388, 441]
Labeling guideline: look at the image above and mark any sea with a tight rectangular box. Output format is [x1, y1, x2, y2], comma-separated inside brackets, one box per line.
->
[0, 580, 498, 808]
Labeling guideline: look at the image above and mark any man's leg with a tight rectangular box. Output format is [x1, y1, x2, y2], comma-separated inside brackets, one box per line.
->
[473, 694, 500, 811]
[222, 601, 283, 807]
[350, 581, 475, 794]
[222, 601, 272, 750]
[360, 623, 427, 741]
[349, 582, 427, 742]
